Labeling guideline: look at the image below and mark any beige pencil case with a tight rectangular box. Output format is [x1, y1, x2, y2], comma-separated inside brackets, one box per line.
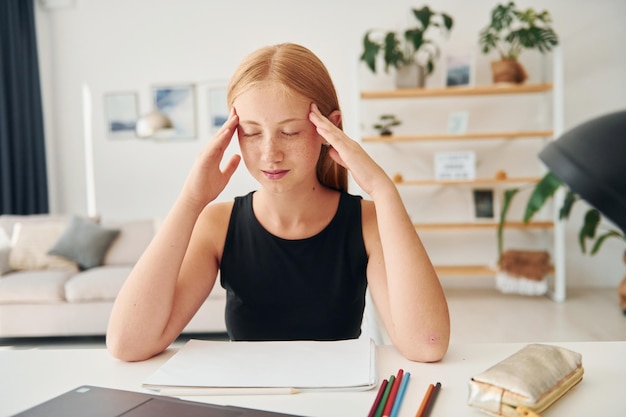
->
[467, 344, 583, 417]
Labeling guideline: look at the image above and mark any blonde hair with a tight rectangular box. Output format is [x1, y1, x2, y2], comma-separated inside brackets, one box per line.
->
[227, 43, 348, 192]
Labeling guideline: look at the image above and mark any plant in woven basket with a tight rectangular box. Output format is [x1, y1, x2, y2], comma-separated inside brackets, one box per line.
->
[479, 2, 559, 83]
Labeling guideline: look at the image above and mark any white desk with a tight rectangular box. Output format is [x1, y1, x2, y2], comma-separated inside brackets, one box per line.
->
[0, 342, 623, 417]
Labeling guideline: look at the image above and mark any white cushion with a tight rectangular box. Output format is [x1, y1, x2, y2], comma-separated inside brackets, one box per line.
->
[0, 270, 73, 303]
[9, 221, 78, 271]
[0, 214, 69, 242]
[0, 227, 10, 249]
[102, 219, 155, 266]
[0, 247, 11, 275]
[64, 266, 132, 302]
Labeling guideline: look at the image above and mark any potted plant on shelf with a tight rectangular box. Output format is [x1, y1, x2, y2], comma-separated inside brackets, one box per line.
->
[497, 172, 624, 260]
[497, 171, 625, 288]
[373, 114, 402, 136]
[360, 5, 454, 88]
[496, 172, 625, 299]
[479, 1, 559, 84]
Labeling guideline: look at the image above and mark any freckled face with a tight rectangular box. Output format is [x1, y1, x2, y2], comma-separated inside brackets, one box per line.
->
[233, 82, 323, 192]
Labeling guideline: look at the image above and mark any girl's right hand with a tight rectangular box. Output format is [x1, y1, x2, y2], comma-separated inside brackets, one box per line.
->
[180, 109, 241, 208]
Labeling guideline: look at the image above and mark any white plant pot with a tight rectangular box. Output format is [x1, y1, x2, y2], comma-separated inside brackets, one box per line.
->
[395, 64, 426, 88]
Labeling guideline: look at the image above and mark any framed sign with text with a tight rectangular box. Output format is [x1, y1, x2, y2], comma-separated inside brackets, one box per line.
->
[434, 151, 476, 180]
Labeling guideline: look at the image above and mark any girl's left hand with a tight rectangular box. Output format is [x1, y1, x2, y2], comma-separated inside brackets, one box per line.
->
[309, 103, 391, 196]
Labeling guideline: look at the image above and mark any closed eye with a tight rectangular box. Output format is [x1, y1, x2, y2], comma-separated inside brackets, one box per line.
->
[241, 131, 261, 138]
[281, 131, 300, 137]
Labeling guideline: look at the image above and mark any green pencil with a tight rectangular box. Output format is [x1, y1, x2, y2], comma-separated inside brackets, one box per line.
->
[374, 375, 395, 417]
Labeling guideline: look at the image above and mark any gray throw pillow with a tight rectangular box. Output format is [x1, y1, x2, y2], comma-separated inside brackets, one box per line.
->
[48, 216, 120, 270]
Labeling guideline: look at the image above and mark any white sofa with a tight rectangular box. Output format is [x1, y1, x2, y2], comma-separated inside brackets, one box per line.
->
[0, 214, 227, 338]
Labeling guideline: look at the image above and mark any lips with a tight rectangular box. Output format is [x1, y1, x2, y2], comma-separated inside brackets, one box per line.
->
[262, 169, 289, 180]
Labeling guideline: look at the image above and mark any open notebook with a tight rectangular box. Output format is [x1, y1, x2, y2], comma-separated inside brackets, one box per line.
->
[143, 338, 377, 395]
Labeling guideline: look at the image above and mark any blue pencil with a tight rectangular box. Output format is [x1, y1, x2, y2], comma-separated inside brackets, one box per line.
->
[389, 371, 410, 417]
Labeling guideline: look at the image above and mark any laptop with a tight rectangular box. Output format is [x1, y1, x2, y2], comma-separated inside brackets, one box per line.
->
[12, 385, 302, 417]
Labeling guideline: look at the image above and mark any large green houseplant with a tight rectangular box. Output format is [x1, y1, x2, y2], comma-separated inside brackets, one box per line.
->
[497, 172, 625, 259]
[479, 1, 559, 83]
[499, 110, 626, 309]
[360, 5, 453, 87]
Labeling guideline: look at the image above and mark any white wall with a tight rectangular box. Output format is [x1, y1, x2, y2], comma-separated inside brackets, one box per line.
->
[34, 0, 626, 289]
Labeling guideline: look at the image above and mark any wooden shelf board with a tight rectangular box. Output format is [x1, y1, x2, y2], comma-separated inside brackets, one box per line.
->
[396, 177, 541, 186]
[362, 130, 554, 143]
[414, 221, 554, 230]
[361, 83, 553, 99]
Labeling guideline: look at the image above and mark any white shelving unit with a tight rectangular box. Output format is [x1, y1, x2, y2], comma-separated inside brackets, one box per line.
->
[359, 50, 566, 301]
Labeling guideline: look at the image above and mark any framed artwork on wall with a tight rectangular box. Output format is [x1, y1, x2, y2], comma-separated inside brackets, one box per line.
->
[447, 111, 469, 134]
[472, 188, 497, 220]
[434, 151, 476, 181]
[444, 52, 474, 87]
[208, 85, 228, 133]
[152, 84, 196, 140]
[103, 92, 138, 139]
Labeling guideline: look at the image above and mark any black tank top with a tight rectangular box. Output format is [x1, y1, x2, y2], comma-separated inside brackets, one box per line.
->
[220, 191, 368, 341]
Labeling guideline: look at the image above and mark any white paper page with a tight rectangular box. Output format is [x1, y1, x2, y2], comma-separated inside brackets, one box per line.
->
[143, 338, 376, 390]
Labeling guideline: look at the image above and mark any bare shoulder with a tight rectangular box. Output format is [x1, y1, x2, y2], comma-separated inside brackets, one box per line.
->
[360, 198, 376, 219]
[359, 199, 380, 251]
[201, 200, 235, 221]
[194, 200, 235, 258]
[360, 198, 377, 227]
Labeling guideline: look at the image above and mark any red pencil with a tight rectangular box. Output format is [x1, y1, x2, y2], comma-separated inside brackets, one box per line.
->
[367, 379, 389, 417]
[383, 369, 404, 417]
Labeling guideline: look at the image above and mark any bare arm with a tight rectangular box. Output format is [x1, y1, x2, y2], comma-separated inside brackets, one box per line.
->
[309, 104, 450, 362]
[106, 111, 241, 362]
[362, 193, 450, 362]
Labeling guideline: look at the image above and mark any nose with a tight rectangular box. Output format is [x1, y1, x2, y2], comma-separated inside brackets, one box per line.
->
[260, 135, 283, 163]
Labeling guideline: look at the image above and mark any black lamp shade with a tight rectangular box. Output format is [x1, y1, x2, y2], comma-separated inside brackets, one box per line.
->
[539, 110, 626, 233]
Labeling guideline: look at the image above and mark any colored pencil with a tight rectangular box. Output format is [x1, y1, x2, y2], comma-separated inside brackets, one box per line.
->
[382, 369, 404, 417]
[367, 379, 389, 417]
[415, 384, 434, 417]
[374, 375, 395, 417]
[423, 382, 441, 417]
[415, 382, 441, 417]
[389, 371, 410, 417]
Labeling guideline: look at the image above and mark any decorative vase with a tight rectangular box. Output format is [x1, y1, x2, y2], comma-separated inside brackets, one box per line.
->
[395, 63, 426, 88]
[491, 60, 528, 84]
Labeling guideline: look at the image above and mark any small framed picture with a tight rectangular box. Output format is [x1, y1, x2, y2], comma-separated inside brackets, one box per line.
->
[444, 52, 474, 87]
[447, 111, 469, 134]
[207, 85, 229, 133]
[103, 92, 138, 139]
[152, 84, 196, 140]
[434, 151, 476, 181]
[472, 189, 497, 220]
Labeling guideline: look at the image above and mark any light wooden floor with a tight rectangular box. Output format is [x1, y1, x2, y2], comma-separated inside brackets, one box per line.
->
[2, 287, 624, 350]
[445, 287, 626, 343]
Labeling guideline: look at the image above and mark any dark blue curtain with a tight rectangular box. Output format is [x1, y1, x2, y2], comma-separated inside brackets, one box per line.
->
[0, 0, 49, 214]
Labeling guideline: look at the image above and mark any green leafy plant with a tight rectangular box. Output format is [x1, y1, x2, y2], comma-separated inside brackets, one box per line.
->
[497, 172, 626, 260]
[479, 1, 559, 61]
[373, 114, 402, 136]
[360, 5, 454, 74]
